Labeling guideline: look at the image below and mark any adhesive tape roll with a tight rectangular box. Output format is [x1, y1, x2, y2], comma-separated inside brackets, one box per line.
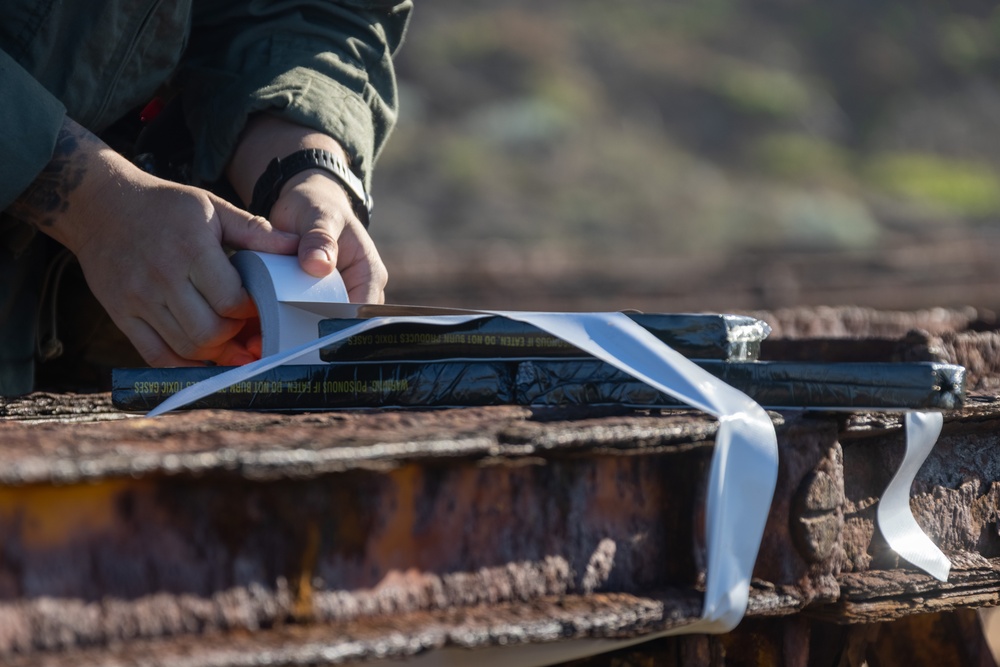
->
[231, 251, 349, 363]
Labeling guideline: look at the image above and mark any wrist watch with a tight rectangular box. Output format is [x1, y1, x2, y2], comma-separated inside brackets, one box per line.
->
[249, 148, 372, 228]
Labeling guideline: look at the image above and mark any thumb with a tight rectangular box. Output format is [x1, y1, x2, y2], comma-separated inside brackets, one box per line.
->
[213, 195, 299, 254]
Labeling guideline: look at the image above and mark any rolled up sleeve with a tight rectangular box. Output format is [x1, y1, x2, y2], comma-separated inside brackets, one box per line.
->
[179, 0, 411, 189]
[0, 49, 66, 210]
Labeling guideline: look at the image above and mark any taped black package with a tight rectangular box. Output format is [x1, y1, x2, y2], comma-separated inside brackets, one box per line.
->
[113, 359, 965, 412]
[516, 360, 966, 411]
[318, 313, 769, 362]
[114, 362, 514, 412]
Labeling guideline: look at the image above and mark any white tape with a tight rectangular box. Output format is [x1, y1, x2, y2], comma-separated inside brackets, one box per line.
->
[231, 251, 349, 363]
[877, 411, 950, 581]
[145, 251, 950, 662]
[148, 252, 780, 638]
[494, 311, 779, 634]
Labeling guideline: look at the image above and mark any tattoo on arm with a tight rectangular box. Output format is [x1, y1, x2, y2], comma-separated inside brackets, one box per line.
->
[9, 119, 95, 228]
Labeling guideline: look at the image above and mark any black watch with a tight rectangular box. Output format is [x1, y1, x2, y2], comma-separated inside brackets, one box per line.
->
[249, 148, 372, 228]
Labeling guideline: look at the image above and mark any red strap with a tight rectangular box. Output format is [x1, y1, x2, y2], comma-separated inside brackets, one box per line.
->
[140, 97, 165, 123]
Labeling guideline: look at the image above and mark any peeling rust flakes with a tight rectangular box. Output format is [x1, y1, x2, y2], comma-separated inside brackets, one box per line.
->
[0, 591, 691, 666]
[0, 448, 706, 651]
[0, 403, 744, 488]
[792, 470, 842, 564]
[8, 303, 1000, 661]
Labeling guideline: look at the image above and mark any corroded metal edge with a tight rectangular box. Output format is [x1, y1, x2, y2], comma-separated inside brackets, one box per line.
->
[808, 553, 1000, 624]
[5, 393, 1000, 662]
[0, 404, 727, 486]
[0, 410, 837, 661]
[1, 587, 809, 667]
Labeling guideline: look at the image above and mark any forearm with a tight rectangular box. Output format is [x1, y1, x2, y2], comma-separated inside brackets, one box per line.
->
[226, 114, 352, 207]
[7, 117, 134, 255]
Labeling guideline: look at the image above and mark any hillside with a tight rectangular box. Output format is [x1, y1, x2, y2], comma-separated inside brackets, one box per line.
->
[370, 1, 1000, 312]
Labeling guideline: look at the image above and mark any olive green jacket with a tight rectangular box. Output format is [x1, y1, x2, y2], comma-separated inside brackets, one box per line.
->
[0, 0, 411, 211]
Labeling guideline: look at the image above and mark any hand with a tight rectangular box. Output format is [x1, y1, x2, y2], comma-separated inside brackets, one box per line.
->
[269, 169, 387, 304]
[227, 115, 388, 304]
[11, 117, 300, 367]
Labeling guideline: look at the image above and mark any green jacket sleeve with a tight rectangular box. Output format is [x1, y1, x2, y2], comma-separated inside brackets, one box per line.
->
[0, 49, 66, 210]
[179, 0, 412, 190]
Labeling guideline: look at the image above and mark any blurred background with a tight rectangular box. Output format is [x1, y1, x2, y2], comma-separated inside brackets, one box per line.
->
[368, 0, 1000, 314]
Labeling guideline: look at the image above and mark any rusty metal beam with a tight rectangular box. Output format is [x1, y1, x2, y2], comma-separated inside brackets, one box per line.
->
[3, 308, 1000, 664]
[0, 400, 838, 663]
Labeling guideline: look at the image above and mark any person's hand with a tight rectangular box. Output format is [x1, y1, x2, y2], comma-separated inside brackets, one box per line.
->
[268, 169, 386, 304]
[227, 115, 388, 304]
[11, 117, 299, 367]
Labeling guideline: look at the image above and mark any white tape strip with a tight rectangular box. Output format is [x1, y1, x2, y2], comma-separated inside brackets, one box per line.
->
[877, 411, 950, 581]
[149, 254, 780, 637]
[148, 312, 778, 633]
[231, 252, 349, 363]
[496, 312, 779, 634]
[144, 251, 951, 663]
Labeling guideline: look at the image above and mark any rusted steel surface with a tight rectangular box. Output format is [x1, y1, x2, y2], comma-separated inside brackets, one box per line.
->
[4, 306, 1000, 664]
[0, 591, 702, 667]
[0, 398, 838, 662]
[0, 405, 723, 484]
[559, 610, 996, 667]
[752, 305, 985, 340]
[837, 406, 1000, 573]
[0, 593, 666, 665]
[0, 392, 124, 423]
[2, 396, 997, 663]
[816, 555, 1000, 624]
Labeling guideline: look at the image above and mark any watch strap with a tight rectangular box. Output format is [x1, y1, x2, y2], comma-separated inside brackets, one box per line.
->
[249, 148, 372, 228]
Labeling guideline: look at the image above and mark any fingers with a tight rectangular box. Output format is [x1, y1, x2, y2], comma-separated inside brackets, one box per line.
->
[126, 293, 246, 363]
[212, 316, 261, 365]
[118, 317, 204, 368]
[149, 197, 276, 363]
[112, 199, 268, 365]
[214, 195, 299, 254]
[206, 338, 259, 366]
[298, 221, 387, 303]
[297, 227, 339, 277]
[90, 173, 388, 370]
[337, 230, 388, 304]
[164, 284, 246, 353]
[269, 174, 388, 303]
[122, 238, 258, 363]
[130, 319, 256, 368]
[67, 176, 280, 369]
[126, 303, 257, 366]
[187, 245, 259, 320]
